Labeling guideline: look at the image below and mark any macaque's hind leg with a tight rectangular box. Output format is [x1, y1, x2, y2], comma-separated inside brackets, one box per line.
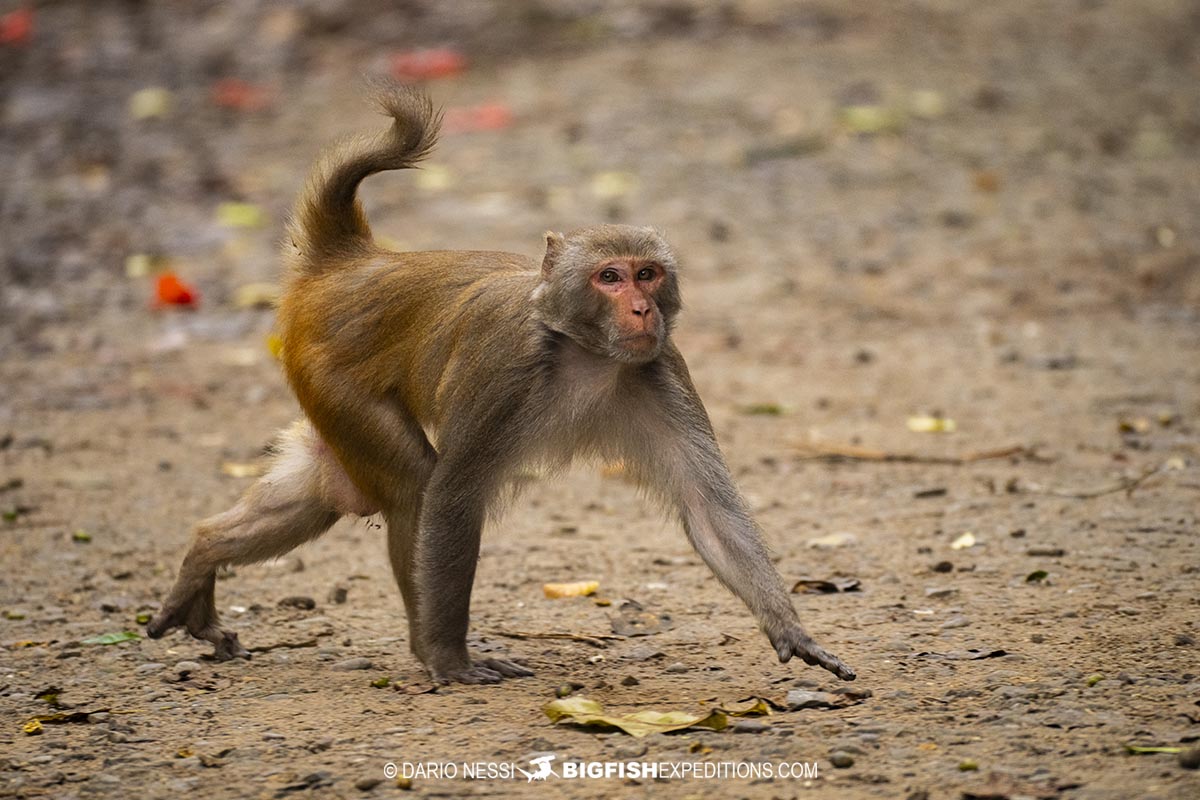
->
[147, 420, 374, 659]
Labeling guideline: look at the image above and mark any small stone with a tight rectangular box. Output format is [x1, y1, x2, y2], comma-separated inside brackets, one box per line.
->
[107, 731, 128, 743]
[1175, 634, 1195, 646]
[137, 663, 166, 675]
[932, 561, 953, 573]
[1026, 546, 1065, 557]
[329, 585, 349, 604]
[173, 661, 201, 675]
[925, 587, 956, 598]
[355, 777, 382, 791]
[1030, 633, 1045, 644]
[279, 596, 316, 610]
[785, 690, 839, 710]
[613, 742, 647, 759]
[940, 616, 970, 630]
[396, 777, 413, 790]
[1179, 748, 1200, 770]
[263, 731, 286, 740]
[732, 720, 770, 734]
[829, 751, 854, 768]
[620, 675, 640, 686]
[331, 657, 374, 671]
[664, 662, 689, 674]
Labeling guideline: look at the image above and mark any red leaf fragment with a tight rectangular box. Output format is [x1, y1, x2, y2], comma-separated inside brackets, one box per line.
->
[156, 273, 199, 307]
[389, 47, 467, 82]
[0, 7, 33, 45]
[442, 103, 513, 134]
[210, 79, 271, 112]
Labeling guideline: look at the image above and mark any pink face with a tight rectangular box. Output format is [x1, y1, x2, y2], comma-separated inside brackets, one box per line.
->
[590, 258, 665, 353]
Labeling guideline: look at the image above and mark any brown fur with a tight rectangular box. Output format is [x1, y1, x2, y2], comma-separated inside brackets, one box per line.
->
[148, 85, 855, 685]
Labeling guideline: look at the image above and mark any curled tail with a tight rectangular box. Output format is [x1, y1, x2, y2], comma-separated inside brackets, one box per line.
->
[287, 85, 441, 274]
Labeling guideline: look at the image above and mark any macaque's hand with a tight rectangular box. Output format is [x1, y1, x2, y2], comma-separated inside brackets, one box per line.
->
[771, 627, 856, 681]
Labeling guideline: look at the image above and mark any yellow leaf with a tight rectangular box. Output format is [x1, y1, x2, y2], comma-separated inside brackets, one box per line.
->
[950, 531, 976, 550]
[543, 581, 599, 599]
[23, 719, 43, 735]
[217, 202, 266, 229]
[233, 282, 279, 309]
[545, 696, 727, 738]
[907, 415, 957, 433]
[221, 461, 264, 478]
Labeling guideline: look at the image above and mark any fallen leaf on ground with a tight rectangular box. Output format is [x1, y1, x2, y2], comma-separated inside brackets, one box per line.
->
[950, 531, 977, 550]
[217, 202, 266, 228]
[543, 581, 599, 599]
[221, 461, 265, 478]
[545, 696, 727, 738]
[233, 282, 279, 309]
[211, 79, 271, 111]
[129, 87, 172, 120]
[155, 273, 198, 307]
[807, 532, 857, 549]
[442, 103, 513, 134]
[913, 649, 1007, 660]
[0, 7, 33, 45]
[81, 631, 140, 646]
[907, 415, 957, 433]
[722, 697, 772, 717]
[791, 577, 862, 594]
[390, 47, 467, 81]
[1125, 744, 1181, 755]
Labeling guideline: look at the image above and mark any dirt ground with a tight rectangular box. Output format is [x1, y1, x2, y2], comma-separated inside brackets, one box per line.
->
[2, 2, 1199, 798]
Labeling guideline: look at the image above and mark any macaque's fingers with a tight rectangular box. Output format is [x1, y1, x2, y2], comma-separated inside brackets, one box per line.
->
[433, 664, 504, 685]
[772, 628, 856, 681]
[209, 630, 251, 661]
[480, 658, 534, 678]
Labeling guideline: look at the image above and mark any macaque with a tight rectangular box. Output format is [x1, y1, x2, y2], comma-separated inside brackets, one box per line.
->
[148, 86, 856, 685]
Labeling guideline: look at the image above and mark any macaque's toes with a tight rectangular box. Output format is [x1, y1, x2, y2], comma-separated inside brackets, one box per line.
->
[435, 665, 504, 685]
[210, 630, 251, 661]
[480, 658, 534, 678]
[774, 629, 857, 681]
[797, 642, 856, 681]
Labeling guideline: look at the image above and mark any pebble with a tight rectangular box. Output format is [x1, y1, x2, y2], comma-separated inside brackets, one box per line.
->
[355, 777, 382, 791]
[1175, 634, 1195, 646]
[613, 742, 647, 759]
[932, 561, 953, 573]
[785, 690, 838, 710]
[829, 751, 854, 768]
[263, 731, 286, 740]
[173, 661, 201, 675]
[1026, 546, 1065, 557]
[731, 720, 770, 734]
[137, 663, 166, 674]
[329, 585, 349, 604]
[620, 675, 640, 686]
[941, 616, 970, 630]
[331, 657, 374, 671]
[664, 662, 689, 674]
[925, 587, 956, 598]
[279, 596, 316, 610]
[1180, 748, 1200, 770]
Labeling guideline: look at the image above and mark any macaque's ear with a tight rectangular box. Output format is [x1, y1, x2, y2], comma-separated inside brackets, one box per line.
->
[541, 231, 565, 278]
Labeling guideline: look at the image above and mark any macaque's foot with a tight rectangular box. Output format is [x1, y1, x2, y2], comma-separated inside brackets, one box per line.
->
[772, 629, 856, 681]
[208, 629, 251, 661]
[430, 658, 534, 685]
[146, 598, 250, 661]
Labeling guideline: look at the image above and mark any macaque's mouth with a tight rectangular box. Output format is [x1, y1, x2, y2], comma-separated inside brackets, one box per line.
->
[621, 333, 658, 348]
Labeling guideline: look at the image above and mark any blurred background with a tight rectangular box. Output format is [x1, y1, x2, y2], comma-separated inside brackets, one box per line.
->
[2, 0, 1198, 365]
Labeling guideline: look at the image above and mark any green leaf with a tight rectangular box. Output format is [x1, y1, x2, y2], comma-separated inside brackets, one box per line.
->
[1125, 745, 1182, 755]
[81, 631, 141, 646]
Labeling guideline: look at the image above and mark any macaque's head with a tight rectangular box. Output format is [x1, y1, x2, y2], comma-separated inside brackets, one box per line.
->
[534, 225, 681, 364]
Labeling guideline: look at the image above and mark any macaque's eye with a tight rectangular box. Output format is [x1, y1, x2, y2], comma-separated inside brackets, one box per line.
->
[636, 267, 656, 281]
[599, 269, 621, 284]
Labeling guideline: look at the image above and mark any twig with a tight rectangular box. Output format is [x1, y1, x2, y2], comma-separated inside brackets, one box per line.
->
[793, 441, 1038, 465]
[492, 629, 623, 648]
[248, 638, 320, 653]
[1020, 464, 1165, 499]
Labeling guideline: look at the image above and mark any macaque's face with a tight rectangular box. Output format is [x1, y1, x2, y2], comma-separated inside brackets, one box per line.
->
[534, 225, 682, 365]
[590, 258, 669, 362]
